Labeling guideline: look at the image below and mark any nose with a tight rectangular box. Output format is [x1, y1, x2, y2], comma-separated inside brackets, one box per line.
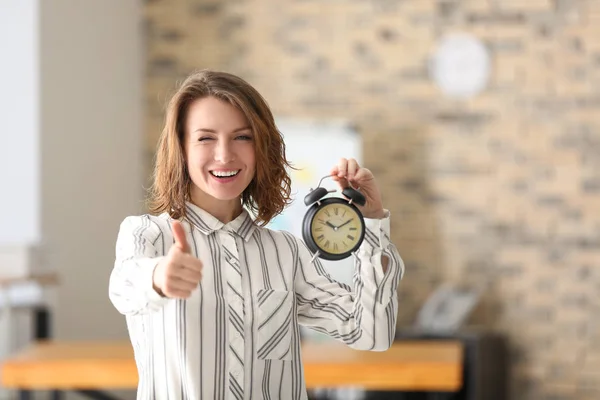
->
[214, 138, 235, 163]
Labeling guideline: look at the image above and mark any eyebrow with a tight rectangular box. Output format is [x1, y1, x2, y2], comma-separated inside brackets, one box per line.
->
[193, 126, 252, 134]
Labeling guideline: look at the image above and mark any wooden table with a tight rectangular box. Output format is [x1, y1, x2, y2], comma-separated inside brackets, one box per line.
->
[1, 339, 463, 396]
[303, 339, 463, 391]
[0, 273, 59, 287]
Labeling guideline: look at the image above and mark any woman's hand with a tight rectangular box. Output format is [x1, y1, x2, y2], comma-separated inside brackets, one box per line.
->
[152, 220, 203, 298]
[330, 158, 386, 219]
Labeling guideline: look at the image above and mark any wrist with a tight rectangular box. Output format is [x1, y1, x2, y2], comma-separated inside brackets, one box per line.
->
[152, 263, 165, 297]
[364, 209, 386, 219]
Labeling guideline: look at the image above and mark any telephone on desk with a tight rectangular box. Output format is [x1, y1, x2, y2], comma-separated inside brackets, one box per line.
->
[414, 283, 481, 333]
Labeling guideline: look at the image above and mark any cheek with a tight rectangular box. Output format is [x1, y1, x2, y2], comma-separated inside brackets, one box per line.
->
[185, 154, 197, 175]
[186, 149, 207, 169]
[185, 155, 208, 185]
[244, 149, 256, 173]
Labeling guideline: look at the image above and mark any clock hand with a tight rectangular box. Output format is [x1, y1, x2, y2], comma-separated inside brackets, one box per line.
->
[325, 221, 338, 229]
[337, 218, 354, 229]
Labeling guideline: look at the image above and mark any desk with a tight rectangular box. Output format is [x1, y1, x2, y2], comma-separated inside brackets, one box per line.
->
[0, 274, 59, 287]
[303, 339, 462, 391]
[1, 339, 463, 398]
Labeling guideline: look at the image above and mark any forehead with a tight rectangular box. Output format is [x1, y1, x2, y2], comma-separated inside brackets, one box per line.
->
[185, 96, 249, 131]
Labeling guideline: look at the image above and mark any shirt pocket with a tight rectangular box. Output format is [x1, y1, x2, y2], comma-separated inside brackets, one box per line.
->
[255, 289, 294, 361]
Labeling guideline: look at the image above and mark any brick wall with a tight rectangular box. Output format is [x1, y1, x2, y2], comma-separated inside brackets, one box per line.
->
[144, 0, 600, 398]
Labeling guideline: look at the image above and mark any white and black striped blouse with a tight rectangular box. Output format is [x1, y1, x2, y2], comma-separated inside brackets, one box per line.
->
[109, 201, 404, 400]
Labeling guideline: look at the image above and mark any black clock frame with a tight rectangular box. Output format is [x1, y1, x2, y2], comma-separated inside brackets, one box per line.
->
[302, 197, 366, 261]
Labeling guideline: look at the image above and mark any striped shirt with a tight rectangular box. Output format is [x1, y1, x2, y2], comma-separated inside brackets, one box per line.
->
[109, 202, 404, 400]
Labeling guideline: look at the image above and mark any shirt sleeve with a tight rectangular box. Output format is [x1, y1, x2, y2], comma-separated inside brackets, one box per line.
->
[108, 215, 170, 316]
[294, 210, 404, 351]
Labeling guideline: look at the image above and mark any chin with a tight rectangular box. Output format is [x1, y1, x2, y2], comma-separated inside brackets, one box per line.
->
[204, 184, 247, 201]
[210, 191, 244, 201]
[191, 174, 252, 203]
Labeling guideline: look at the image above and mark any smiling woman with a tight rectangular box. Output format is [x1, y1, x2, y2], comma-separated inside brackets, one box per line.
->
[108, 69, 405, 400]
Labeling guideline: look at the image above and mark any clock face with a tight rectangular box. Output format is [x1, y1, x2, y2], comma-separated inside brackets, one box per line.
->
[309, 201, 364, 256]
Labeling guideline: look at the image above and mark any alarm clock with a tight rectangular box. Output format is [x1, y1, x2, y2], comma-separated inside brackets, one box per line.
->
[301, 175, 367, 261]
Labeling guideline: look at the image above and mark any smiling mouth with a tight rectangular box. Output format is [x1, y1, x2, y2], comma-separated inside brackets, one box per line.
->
[209, 170, 240, 178]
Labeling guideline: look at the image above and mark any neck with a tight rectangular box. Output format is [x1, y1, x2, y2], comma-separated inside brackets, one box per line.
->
[189, 190, 243, 224]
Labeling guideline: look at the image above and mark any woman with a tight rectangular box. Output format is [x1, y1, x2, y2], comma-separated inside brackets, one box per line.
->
[109, 70, 404, 400]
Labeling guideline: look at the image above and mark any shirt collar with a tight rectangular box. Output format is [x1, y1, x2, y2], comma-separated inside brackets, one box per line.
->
[184, 202, 257, 242]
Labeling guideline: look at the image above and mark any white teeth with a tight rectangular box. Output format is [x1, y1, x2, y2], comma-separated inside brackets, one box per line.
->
[211, 170, 239, 177]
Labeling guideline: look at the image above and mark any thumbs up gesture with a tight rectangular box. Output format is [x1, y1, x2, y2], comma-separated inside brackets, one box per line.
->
[152, 220, 203, 299]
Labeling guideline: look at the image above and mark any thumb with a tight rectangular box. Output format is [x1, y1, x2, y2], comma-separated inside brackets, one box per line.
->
[171, 220, 191, 254]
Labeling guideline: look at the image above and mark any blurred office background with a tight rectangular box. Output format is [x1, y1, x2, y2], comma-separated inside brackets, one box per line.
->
[1, 0, 599, 399]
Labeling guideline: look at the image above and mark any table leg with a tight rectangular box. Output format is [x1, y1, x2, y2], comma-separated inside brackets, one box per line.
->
[32, 307, 65, 400]
[34, 306, 51, 339]
[51, 390, 63, 400]
[19, 390, 32, 400]
[76, 390, 124, 400]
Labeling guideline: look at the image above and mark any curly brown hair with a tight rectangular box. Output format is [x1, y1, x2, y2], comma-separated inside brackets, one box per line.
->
[147, 70, 293, 226]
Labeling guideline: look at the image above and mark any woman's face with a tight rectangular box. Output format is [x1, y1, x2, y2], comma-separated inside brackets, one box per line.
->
[184, 96, 256, 208]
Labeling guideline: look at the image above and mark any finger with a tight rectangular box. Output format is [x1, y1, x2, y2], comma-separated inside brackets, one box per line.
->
[173, 266, 202, 284]
[163, 280, 197, 299]
[169, 277, 198, 292]
[337, 158, 348, 178]
[164, 288, 193, 299]
[179, 254, 203, 272]
[172, 220, 191, 254]
[347, 158, 359, 181]
[330, 165, 339, 177]
[331, 174, 350, 191]
[351, 167, 373, 187]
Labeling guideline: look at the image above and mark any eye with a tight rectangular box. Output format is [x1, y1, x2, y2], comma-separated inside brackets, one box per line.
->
[198, 136, 214, 142]
[236, 134, 253, 141]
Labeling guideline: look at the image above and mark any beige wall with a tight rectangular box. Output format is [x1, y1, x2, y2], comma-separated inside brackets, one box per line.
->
[144, 0, 600, 399]
[40, 0, 144, 344]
